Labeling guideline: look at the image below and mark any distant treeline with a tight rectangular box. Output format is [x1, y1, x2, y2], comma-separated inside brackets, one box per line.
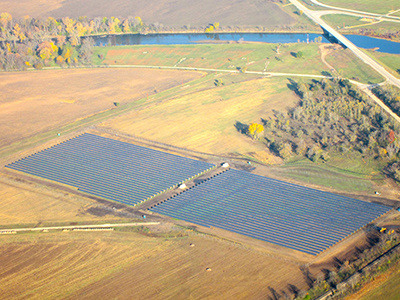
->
[0, 12, 146, 70]
[238, 78, 400, 182]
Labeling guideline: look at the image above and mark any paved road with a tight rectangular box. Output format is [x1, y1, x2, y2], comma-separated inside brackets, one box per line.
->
[308, 0, 400, 21]
[289, 0, 400, 89]
[0, 222, 160, 233]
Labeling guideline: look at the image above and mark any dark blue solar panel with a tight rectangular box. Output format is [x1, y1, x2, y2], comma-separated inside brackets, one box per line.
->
[6, 133, 214, 206]
[150, 169, 391, 255]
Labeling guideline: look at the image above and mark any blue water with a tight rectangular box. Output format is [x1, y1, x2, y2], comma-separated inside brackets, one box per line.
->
[93, 32, 328, 46]
[92, 32, 400, 54]
[345, 34, 400, 54]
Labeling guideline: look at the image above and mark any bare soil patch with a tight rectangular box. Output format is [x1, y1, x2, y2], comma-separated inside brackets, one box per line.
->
[0, 0, 295, 27]
[0, 68, 201, 149]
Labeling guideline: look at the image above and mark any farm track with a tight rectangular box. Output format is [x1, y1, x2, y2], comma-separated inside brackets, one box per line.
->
[0, 222, 160, 233]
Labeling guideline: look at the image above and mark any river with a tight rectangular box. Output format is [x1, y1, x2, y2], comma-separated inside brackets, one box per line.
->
[92, 32, 400, 55]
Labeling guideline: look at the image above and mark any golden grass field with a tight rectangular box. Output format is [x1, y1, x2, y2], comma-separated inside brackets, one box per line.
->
[0, 68, 201, 149]
[100, 75, 298, 162]
[0, 230, 308, 299]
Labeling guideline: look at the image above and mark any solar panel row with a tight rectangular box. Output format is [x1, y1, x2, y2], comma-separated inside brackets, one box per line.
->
[6, 133, 215, 206]
[5, 133, 391, 255]
[150, 169, 391, 255]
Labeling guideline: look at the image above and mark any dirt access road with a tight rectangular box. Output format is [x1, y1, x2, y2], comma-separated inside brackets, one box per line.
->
[0, 222, 160, 233]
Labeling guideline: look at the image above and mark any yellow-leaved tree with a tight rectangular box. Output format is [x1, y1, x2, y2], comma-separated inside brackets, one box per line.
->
[248, 123, 264, 139]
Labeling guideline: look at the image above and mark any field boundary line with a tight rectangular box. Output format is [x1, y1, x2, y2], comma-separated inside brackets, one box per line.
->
[0, 222, 160, 233]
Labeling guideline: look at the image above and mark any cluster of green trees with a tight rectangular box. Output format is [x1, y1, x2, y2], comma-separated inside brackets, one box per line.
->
[297, 229, 400, 300]
[0, 12, 145, 70]
[238, 78, 400, 181]
[372, 84, 400, 117]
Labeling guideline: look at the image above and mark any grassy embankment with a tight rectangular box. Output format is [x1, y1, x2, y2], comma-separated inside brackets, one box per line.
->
[366, 50, 400, 78]
[94, 43, 384, 83]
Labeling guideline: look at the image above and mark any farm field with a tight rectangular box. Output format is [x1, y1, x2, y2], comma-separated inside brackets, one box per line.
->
[149, 169, 391, 255]
[0, 173, 125, 227]
[6, 134, 214, 206]
[0, 68, 200, 151]
[317, 0, 400, 14]
[96, 43, 384, 83]
[100, 75, 295, 161]
[0, 230, 308, 299]
[0, 0, 295, 27]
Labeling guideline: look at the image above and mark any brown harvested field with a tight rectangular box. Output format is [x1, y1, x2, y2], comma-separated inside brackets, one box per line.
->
[0, 0, 295, 27]
[0, 230, 308, 299]
[0, 173, 128, 226]
[0, 68, 201, 149]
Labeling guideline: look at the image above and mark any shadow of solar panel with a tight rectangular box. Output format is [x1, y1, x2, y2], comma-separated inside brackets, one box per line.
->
[149, 169, 391, 255]
[6, 133, 214, 206]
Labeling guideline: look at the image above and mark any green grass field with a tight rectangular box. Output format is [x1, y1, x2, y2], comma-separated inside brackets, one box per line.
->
[318, 0, 400, 14]
[366, 50, 400, 78]
[94, 43, 384, 83]
[267, 151, 386, 193]
[322, 14, 400, 42]
[324, 47, 384, 83]
[95, 43, 328, 74]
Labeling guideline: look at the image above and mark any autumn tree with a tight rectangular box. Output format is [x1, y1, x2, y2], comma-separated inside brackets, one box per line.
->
[37, 41, 58, 61]
[248, 123, 264, 139]
[78, 37, 95, 64]
[0, 12, 12, 30]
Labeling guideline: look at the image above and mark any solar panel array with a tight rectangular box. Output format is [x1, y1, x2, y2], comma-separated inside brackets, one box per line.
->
[6, 133, 214, 206]
[150, 169, 391, 255]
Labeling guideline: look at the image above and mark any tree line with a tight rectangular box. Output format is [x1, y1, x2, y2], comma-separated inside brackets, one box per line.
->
[0, 12, 146, 70]
[237, 78, 400, 182]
